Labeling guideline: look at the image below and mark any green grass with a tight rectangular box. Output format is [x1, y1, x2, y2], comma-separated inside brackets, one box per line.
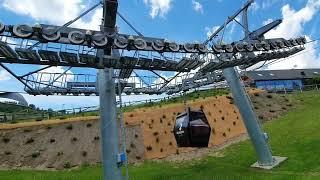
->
[1, 92, 320, 180]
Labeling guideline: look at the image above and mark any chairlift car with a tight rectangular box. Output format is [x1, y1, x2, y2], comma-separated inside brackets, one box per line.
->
[173, 107, 211, 147]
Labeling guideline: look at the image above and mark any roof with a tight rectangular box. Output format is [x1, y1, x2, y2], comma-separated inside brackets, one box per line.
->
[245, 69, 320, 81]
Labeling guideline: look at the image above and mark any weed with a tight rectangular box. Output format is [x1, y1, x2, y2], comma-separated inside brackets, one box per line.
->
[31, 152, 40, 158]
[66, 125, 73, 130]
[82, 151, 87, 157]
[25, 138, 34, 144]
[146, 146, 152, 151]
[63, 162, 71, 169]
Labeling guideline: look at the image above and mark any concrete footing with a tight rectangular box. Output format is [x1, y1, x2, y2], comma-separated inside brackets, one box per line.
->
[251, 156, 287, 170]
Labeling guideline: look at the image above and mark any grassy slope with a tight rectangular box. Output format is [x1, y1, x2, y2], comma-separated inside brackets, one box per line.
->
[1, 92, 320, 180]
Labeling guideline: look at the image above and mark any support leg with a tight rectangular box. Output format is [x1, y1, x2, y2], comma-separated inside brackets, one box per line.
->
[98, 68, 122, 180]
[223, 67, 286, 169]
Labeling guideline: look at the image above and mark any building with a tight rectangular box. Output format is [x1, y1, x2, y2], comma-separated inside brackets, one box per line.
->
[244, 69, 320, 91]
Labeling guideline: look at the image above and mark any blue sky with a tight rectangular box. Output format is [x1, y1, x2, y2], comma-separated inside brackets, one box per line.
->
[0, 0, 319, 109]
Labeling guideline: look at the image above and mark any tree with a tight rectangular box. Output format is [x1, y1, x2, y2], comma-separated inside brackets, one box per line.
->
[29, 104, 36, 109]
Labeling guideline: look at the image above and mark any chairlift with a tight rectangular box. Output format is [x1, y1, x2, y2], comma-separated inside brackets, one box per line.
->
[173, 92, 211, 148]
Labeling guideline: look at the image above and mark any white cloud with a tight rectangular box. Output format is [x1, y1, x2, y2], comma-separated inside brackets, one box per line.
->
[1, 0, 102, 31]
[192, 0, 204, 14]
[262, 18, 274, 26]
[143, 0, 173, 18]
[205, 26, 220, 38]
[0, 69, 11, 81]
[262, 0, 320, 70]
[37, 67, 74, 87]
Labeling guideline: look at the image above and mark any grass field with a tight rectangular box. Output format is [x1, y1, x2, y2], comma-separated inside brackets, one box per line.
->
[1, 92, 320, 180]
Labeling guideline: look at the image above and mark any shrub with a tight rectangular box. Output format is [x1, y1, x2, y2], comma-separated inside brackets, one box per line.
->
[82, 151, 87, 157]
[129, 114, 134, 117]
[136, 156, 141, 160]
[167, 122, 171, 126]
[63, 162, 71, 169]
[149, 124, 153, 129]
[212, 129, 215, 134]
[254, 93, 260, 97]
[151, 119, 154, 123]
[59, 116, 67, 120]
[25, 138, 34, 144]
[160, 118, 163, 123]
[94, 136, 100, 141]
[286, 104, 293, 107]
[71, 137, 78, 142]
[221, 116, 225, 120]
[146, 146, 152, 151]
[126, 149, 131, 154]
[35, 118, 43, 122]
[266, 95, 273, 99]
[258, 115, 264, 120]
[266, 104, 272, 107]
[162, 115, 166, 119]
[254, 106, 259, 110]
[57, 152, 63, 156]
[282, 107, 287, 110]
[135, 134, 139, 138]
[156, 137, 160, 143]
[169, 142, 173, 146]
[222, 132, 227, 137]
[66, 125, 73, 130]
[236, 116, 239, 119]
[226, 96, 233, 100]
[23, 129, 32, 133]
[228, 128, 231, 132]
[130, 143, 136, 148]
[208, 112, 212, 116]
[164, 131, 167, 134]
[86, 123, 92, 128]
[219, 110, 222, 113]
[50, 139, 56, 143]
[10, 121, 18, 124]
[233, 121, 236, 126]
[4, 151, 11, 155]
[31, 152, 40, 158]
[153, 132, 159, 136]
[141, 120, 144, 123]
[160, 148, 163, 152]
[176, 149, 180, 155]
[269, 110, 275, 113]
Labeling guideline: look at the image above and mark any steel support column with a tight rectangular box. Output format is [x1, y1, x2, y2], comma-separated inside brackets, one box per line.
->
[222, 3, 284, 168]
[98, 0, 122, 179]
[98, 65, 121, 180]
[222, 67, 274, 166]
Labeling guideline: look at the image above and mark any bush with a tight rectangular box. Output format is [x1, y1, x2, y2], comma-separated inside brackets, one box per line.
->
[160, 118, 163, 123]
[129, 114, 134, 117]
[126, 149, 131, 154]
[66, 125, 73, 130]
[50, 139, 56, 143]
[82, 151, 87, 157]
[266, 95, 273, 99]
[156, 137, 160, 143]
[31, 152, 40, 158]
[130, 143, 136, 148]
[4, 151, 11, 155]
[94, 136, 100, 141]
[57, 152, 63, 156]
[134, 134, 139, 138]
[162, 115, 166, 119]
[35, 118, 43, 122]
[233, 121, 236, 126]
[23, 129, 32, 133]
[136, 156, 141, 160]
[222, 132, 227, 137]
[153, 132, 159, 136]
[25, 138, 34, 144]
[59, 116, 67, 120]
[86, 123, 92, 128]
[160, 148, 163, 152]
[221, 116, 225, 120]
[146, 146, 152, 151]
[71, 137, 78, 142]
[169, 142, 173, 146]
[63, 162, 71, 169]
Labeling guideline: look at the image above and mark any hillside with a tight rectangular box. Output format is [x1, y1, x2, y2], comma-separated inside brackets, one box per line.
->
[0, 90, 295, 170]
[0, 91, 318, 180]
